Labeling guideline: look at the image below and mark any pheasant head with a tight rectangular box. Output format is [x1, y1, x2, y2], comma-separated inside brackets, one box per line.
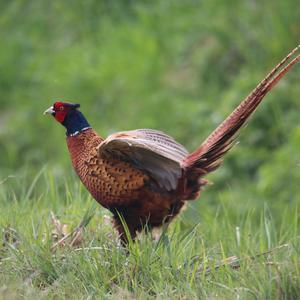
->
[44, 101, 91, 136]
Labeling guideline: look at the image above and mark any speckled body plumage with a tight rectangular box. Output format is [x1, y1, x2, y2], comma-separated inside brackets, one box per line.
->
[67, 129, 187, 240]
[67, 129, 146, 207]
[45, 45, 300, 244]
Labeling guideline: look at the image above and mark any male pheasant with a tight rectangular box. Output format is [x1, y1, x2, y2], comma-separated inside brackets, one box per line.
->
[44, 46, 300, 244]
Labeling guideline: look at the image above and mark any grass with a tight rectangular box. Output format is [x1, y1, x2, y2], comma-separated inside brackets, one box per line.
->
[1, 170, 299, 299]
[1, 0, 300, 298]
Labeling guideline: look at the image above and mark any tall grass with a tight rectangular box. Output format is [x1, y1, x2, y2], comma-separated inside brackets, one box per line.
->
[1, 171, 299, 299]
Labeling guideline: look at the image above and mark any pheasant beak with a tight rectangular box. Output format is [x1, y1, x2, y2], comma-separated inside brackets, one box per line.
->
[43, 106, 55, 115]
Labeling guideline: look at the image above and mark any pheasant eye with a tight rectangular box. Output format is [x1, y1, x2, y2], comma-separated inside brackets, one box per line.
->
[59, 106, 64, 111]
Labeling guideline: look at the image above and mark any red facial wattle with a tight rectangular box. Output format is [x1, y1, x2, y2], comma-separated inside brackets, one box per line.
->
[53, 102, 70, 123]
[54, 111, 67, 123]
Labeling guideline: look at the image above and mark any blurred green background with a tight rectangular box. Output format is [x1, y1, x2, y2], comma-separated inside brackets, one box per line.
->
[1, 0, 300, 219]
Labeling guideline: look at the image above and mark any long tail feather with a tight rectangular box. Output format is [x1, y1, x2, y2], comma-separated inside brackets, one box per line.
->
[183, 45, 300, 174]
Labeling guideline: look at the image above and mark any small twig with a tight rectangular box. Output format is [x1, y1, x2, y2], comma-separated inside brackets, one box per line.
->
[0, 175, 15, 185]
[69, 227, 84, 247]
[50, 211, 63, 236]
[50, 205, 96, 252]
[248, 243, 289, 260]
[50, 231, 73, 251]
[203, 256, 240, 275]
[74, 246, 110, 252]
[201, 243, 289, 275]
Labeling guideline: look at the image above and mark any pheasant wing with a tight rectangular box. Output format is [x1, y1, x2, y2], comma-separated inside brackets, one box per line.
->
[98, 129, 189, 191]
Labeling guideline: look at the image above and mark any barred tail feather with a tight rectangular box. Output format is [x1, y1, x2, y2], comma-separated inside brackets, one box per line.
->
[183, 45, 300, 176]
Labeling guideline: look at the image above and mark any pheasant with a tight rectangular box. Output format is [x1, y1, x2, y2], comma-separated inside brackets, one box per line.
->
[44, 46, 300, 244]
